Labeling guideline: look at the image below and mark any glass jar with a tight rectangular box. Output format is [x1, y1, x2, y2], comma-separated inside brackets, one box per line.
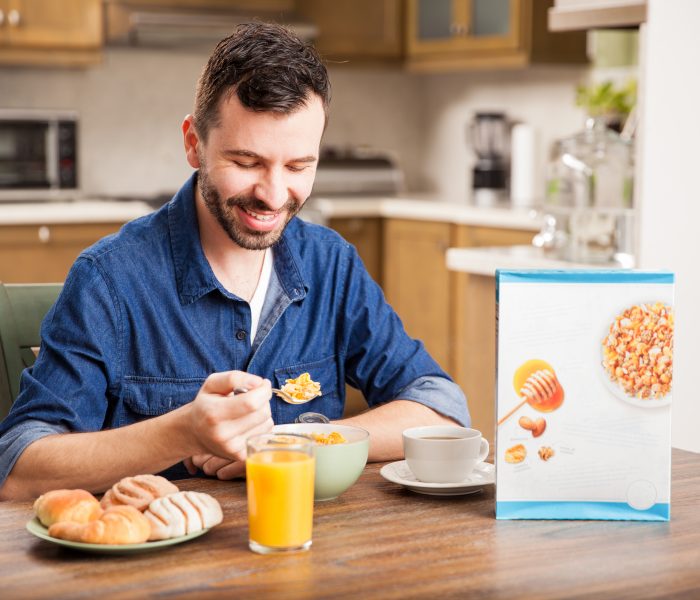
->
[541, 117, 635, 265]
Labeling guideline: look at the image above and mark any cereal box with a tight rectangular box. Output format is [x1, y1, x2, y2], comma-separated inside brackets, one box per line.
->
[495, 270, 674, 521]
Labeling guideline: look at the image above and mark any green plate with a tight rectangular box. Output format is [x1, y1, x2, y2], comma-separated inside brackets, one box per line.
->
[25, 518, 211, 555]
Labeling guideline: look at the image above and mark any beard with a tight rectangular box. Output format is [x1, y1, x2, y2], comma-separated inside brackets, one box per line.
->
[197, 166, 302, 251]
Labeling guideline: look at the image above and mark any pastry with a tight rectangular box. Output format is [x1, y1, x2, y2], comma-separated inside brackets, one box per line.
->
[33, 489, 103, 527]
[505, 444, 527, 464]
[100, 474, 179, 512]
[144, 491, 223, 541]
[48, 505, 151, 545]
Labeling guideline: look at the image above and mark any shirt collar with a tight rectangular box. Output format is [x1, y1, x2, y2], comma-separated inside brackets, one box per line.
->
[168, 172, 307, 305]
[271, 219, 308, 303]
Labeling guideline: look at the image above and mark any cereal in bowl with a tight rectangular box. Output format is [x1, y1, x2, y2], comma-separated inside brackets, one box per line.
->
[310, 431, 347, 445]
[602, 302, 673, 400]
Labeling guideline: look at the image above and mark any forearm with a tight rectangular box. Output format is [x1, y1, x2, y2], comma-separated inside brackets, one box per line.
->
[339, 400, 458, 462]
[0, 405, 198, 501]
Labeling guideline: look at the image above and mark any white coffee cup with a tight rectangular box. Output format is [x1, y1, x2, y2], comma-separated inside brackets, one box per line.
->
[402, 425, 489, 484]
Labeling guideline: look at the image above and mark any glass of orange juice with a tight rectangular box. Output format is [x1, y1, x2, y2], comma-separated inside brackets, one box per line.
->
[246, 433, 315, 554]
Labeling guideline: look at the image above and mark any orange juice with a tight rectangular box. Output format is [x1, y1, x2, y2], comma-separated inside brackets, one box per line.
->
[246, 449, 315, 550]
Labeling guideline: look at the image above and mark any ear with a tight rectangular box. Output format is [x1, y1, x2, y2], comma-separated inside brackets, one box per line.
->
[182, 115, 201, 169]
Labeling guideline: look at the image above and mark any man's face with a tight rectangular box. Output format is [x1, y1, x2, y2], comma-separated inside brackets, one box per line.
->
[187, 93, 325, 250]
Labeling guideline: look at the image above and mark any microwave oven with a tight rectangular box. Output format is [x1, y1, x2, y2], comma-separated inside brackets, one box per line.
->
[0, 109, 78, 200]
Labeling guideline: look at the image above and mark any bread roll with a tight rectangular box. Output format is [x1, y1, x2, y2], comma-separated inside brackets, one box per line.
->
[144, 491, 223, 541]
[34, 489, 103, 527]
[100, 474, 179, 512]
[48, 505, 151, 545]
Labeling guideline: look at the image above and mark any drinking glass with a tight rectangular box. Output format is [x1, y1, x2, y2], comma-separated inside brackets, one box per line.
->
[246, 433, 315, 554]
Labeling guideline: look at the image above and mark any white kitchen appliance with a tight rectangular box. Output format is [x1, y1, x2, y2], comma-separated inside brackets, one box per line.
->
[311, 148, 404, 197]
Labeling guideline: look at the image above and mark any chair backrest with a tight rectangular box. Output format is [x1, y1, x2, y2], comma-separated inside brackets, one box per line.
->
[0, 283, 63, 419]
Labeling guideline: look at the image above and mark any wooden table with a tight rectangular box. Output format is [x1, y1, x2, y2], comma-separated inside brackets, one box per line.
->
[2, 449, 700, 599]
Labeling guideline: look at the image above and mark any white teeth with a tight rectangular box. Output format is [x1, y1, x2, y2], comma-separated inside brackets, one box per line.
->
[244, 208, 276, 222]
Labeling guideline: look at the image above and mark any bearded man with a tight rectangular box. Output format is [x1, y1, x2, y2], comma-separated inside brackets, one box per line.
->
[0, 23, 468, 500]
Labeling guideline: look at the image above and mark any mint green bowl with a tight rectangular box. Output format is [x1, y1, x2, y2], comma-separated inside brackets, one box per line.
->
[273, 423, 370, 501]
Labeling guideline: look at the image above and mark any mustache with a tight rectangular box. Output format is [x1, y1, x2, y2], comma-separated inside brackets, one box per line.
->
[225, 194, 299, 214]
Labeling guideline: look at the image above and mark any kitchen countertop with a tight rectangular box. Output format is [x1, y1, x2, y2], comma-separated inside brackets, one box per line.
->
[446, 245, 625, 276]
[307, 196, 543, 230]
[0, 195, 543, 231]
[0, 200, 155, 225]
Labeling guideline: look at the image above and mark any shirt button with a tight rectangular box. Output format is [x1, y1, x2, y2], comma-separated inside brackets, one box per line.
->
[235, 330, 247, 341]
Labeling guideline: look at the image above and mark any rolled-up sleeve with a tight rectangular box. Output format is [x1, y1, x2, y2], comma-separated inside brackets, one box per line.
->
[0, 420, 68, 485]
[0, 256, 121, 487]
[395, 376, 470, 427]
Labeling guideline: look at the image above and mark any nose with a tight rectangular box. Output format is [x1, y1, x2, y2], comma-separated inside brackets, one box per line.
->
[254, 167, 288, 211]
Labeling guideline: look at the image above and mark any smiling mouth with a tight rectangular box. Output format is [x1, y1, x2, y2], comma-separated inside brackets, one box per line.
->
[242, 207, 279, 222]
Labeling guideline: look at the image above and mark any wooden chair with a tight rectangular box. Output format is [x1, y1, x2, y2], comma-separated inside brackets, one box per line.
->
[0, 283, 63, 420]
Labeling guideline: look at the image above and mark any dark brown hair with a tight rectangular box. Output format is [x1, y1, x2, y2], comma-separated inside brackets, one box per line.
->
[194, 22, 330, 141]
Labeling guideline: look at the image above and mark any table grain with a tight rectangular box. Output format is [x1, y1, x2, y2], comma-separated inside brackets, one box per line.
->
[1, 449, 699, 599]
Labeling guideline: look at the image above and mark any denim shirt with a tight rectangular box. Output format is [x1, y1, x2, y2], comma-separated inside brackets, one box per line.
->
[0, 173, 469, 482]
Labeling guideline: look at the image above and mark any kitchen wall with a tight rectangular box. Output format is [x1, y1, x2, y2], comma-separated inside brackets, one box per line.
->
[638, 0, 700, 453]
[0, 47, 585, 203]
[419, 66, 587, 203]
[0, 48, 426, 197]
[0, 48, 209, 197]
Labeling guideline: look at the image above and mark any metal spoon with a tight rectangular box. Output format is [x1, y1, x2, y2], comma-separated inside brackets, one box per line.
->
[233, 387, 321, 405]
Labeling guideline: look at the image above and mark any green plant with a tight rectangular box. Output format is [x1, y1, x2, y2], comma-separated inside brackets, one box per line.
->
[575, 79, 637, 119]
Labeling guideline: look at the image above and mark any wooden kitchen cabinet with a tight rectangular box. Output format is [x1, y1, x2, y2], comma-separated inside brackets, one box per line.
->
[454, 273, 496, 440]
[328, 217, 383, 285]
[0, 0, 102, 67]
[0, 222, 123, 283]
[383, 219, 453, 371]
[118, 0, 293, 9]
[297, 0, 403, 62]
[456, 223, 535, 247]
[405, 0, 587, 71]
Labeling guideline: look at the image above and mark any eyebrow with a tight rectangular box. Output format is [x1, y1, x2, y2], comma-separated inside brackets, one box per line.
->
[222, 149, 317, 163]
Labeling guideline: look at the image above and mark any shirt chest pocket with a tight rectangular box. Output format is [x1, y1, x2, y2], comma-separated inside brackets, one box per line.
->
[119, 376, 205, 426]
[273, 355, 342, 423]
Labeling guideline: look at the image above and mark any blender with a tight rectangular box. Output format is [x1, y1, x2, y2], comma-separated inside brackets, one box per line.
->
[469, 112, 510, 207]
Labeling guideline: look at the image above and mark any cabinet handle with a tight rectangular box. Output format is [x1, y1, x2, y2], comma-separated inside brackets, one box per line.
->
[7, 9, 20, 27]
[38, 225, 51, 243]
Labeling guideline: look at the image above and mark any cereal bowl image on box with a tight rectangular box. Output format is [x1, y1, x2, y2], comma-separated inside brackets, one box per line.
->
[600, 301, 673, 408]
[273, 423, 369, 501]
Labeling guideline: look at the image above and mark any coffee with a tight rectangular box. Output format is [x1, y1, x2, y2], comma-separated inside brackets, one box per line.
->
[403, 425, 489, 484]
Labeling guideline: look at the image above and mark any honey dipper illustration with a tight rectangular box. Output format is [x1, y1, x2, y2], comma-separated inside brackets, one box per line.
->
[498, 359, 564, 426]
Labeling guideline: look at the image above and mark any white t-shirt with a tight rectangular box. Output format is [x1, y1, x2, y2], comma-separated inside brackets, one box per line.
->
[248, 247, 273, 342]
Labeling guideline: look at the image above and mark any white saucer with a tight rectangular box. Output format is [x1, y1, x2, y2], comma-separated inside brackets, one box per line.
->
[380, 460, 495, 496]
